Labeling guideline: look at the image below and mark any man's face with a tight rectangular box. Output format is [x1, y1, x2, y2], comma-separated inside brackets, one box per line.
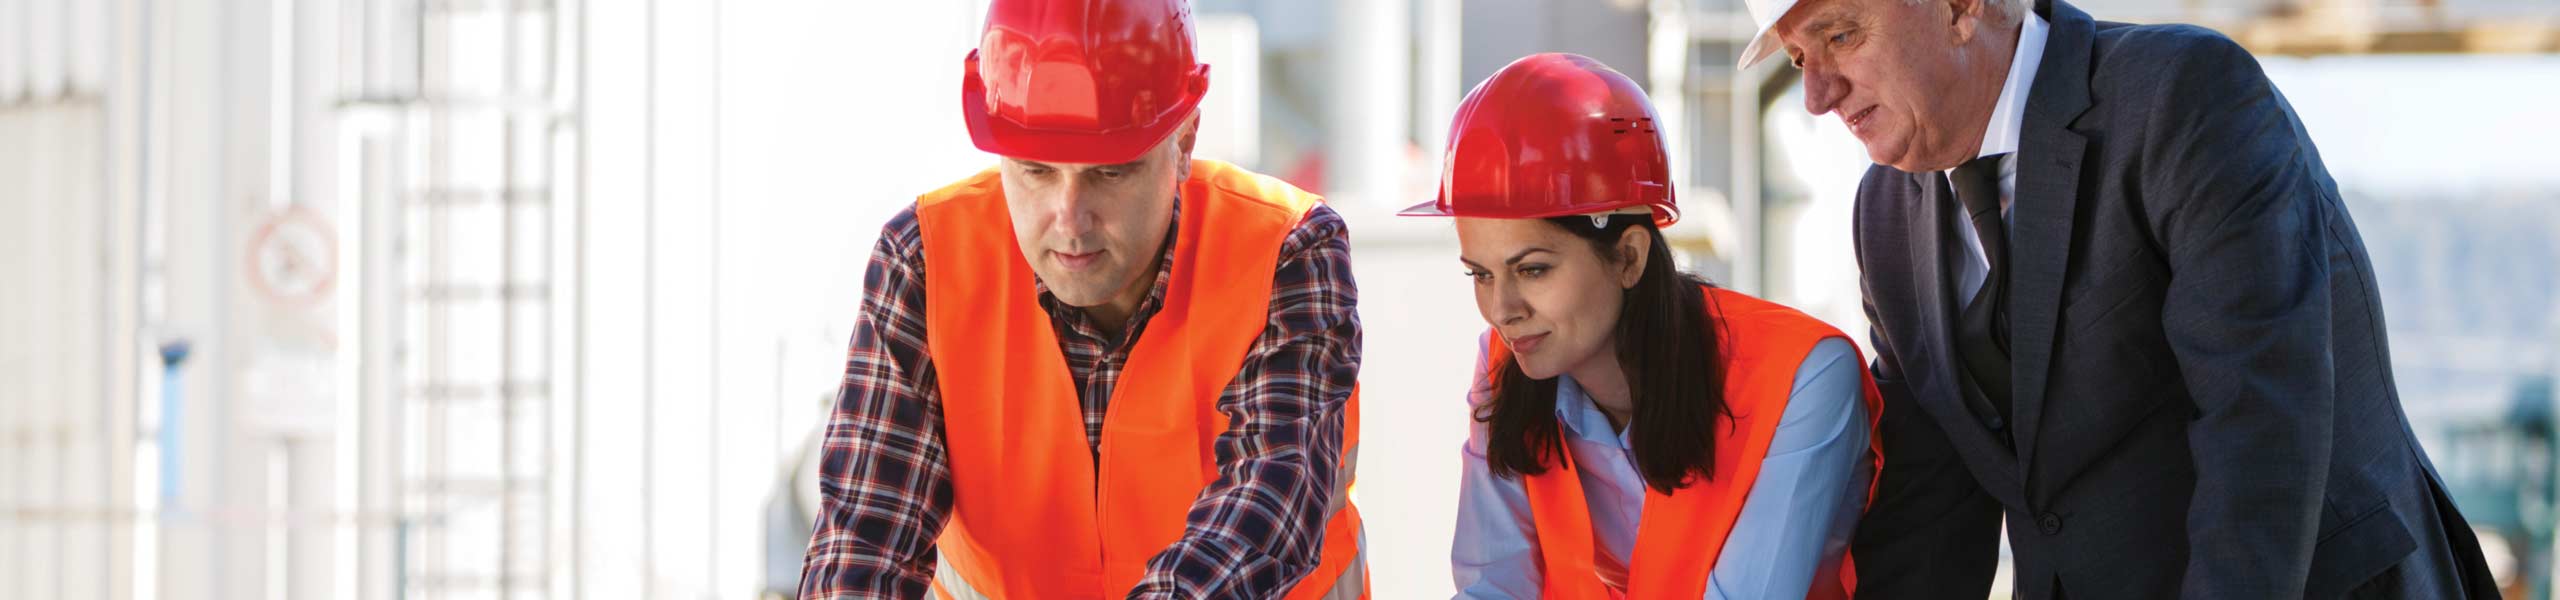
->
[1778, 0, 2004, 172]
[998, 119, 1196, 313]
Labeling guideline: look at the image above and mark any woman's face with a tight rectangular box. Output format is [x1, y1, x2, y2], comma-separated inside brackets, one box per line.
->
[1455, 217, 1646, 380]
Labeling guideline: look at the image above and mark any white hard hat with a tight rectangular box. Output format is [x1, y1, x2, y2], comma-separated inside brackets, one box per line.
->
[1737, 0, 1804, 69]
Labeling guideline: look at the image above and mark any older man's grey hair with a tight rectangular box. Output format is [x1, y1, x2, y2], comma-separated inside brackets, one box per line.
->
[1905, 0, 2028, 26]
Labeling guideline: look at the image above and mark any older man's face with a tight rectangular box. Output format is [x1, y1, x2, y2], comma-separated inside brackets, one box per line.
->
[1778, 0, 2004, 172]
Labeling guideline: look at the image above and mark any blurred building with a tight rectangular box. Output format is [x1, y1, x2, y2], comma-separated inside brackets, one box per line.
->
[1, 1, 2555, 599]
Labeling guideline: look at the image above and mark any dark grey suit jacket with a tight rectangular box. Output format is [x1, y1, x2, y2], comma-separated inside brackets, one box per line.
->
[1847, 1, 2498, 598]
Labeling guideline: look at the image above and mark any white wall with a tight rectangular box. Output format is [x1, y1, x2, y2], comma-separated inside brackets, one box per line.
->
[0, 100, 120, 600]
[1, 1, 146, 599]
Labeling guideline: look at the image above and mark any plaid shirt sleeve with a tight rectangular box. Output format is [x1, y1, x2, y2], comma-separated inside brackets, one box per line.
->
[799, 206, 950, 600]
[1128, 204, 1363, 598]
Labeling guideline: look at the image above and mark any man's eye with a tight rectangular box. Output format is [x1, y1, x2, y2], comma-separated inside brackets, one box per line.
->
[1830, 31, 1852, 46]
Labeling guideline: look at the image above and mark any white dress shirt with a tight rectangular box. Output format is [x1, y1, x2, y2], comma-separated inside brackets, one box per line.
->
[1949, 11, 2049, 304]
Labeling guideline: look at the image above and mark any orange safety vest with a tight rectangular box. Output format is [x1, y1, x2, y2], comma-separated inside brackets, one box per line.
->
[916, 159, 1368, 599]
[1493, 286, 1882, 600]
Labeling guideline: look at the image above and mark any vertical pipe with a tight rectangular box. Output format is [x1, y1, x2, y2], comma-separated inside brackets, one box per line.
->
[97, 0, 141, 589]
[496, 1, 519, 597]
[568, 0, 588, 595]
[540, 0, 565, 598]
[639, 0, 657, 596]
[539, 1, 563, 595]
[1728, 64, 1765, 294]
[267, 0, 292, 213]
[1326, 0, 1410, 207]
[98, 0, 136, 588]
[1415, 0, 1460, 165]
[210, 2, 240, 594]
[704, 0, 722, 594]
[266, 440, 288, 600]
[131, 3, 167, 595]
[1647, 0, 1691, 211]
[499, 73, 519, 600]
[424, 1, 452, 588]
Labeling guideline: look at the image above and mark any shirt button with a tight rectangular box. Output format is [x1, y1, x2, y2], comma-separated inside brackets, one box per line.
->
[2037, 512, 2063, 535]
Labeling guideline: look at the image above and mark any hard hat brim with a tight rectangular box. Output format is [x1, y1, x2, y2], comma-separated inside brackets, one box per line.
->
[959, 51, 1212, 165]
[1398, 195, 1680, 229]
[1737, 29, 1785, 69]
[1396, 199, 1454, 219]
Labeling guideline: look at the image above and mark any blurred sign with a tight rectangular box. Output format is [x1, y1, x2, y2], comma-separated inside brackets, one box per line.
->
[241, 350, 336, 437]
[246, 205, 338, 308]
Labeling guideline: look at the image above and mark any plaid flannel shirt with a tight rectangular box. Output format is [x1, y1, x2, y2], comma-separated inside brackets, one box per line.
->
[798, 199, 1360, 599]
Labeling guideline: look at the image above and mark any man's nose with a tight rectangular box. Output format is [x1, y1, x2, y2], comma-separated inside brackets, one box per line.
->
[1050, 179, 1096, 238]
[1803, 66, 1842, 116]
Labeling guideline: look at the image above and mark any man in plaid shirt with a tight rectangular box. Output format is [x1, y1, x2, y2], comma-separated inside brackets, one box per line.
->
[796, 1, 1368, 598]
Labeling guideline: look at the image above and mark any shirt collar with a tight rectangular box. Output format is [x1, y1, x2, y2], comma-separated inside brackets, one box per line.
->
[1975, 11, 2049, 161]
[1554, 374, 1636, 448]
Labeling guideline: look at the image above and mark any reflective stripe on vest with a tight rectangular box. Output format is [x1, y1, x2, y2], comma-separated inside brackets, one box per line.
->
[1498, 286, 1883, 600]
[917, 159, 1368, 599]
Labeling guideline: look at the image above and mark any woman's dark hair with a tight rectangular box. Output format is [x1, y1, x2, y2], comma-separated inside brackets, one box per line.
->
[1475, 214, 1726, 495]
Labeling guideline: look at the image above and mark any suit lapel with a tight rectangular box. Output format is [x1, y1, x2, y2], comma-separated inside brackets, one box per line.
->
[1904, 170, 2028, 510]
[2010, 0, 2098, 480]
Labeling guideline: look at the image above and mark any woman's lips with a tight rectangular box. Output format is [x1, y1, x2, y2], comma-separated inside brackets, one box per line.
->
[1509, 332, 1550, 355]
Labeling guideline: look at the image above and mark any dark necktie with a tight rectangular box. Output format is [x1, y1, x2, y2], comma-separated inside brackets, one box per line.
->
[1951, 153, 2014, 431]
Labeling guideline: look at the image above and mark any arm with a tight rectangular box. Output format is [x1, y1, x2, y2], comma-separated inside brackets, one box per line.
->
[1705, 339, 1871, 599]
[1845, 172, 2003, 599]
[2138, 30, 2339, 599]
[1127, 205, 1361, 597]
[798, 209, 955, 599]
[1453, 331, 1543, 599]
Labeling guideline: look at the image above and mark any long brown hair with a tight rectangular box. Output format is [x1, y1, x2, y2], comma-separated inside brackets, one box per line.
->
[1475, 214, 1727, 495]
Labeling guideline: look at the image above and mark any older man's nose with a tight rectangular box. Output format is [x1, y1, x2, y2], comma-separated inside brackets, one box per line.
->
[1803, 69, 1841, 116]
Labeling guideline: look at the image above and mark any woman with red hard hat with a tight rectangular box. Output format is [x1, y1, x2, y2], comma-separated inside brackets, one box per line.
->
[1402, 53, 1883, 599]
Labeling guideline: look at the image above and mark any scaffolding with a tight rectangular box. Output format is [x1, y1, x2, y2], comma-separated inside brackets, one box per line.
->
[335, 0, 577, 597]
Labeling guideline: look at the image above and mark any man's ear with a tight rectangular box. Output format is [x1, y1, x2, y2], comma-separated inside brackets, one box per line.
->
[1616, 225, 1651, 289]
[1949, 0, 1984, 42]
[1177, 112, 1201, 154]
[1173, 112, 1201, 181]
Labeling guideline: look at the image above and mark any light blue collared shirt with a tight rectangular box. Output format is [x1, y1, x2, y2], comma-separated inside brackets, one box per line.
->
[1452, 335, 1872, 599]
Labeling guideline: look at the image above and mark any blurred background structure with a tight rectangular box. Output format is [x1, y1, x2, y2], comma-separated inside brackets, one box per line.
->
[2, 0, 2556, 598]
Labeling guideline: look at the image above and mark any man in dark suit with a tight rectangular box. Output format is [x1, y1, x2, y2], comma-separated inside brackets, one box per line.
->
[1733, 0, 2501, 597]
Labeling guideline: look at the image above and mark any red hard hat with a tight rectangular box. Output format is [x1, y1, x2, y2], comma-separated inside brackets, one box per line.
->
[1400, 53, 1680, 228]
[961, 0, 1211, 165]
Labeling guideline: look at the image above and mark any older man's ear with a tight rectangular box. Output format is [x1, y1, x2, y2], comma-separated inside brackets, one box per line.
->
[1949, 0, 1983, 42]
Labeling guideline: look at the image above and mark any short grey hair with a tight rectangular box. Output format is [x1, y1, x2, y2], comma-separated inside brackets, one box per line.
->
[1908, 0, 2028, 27]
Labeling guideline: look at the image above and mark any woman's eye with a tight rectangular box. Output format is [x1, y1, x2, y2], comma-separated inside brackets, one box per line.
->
[1518, 265, 1549, 279]
[1466, 270, 1491, 284]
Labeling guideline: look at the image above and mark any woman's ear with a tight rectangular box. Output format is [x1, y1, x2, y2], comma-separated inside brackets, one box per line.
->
[1615, 225, 1651, 289]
